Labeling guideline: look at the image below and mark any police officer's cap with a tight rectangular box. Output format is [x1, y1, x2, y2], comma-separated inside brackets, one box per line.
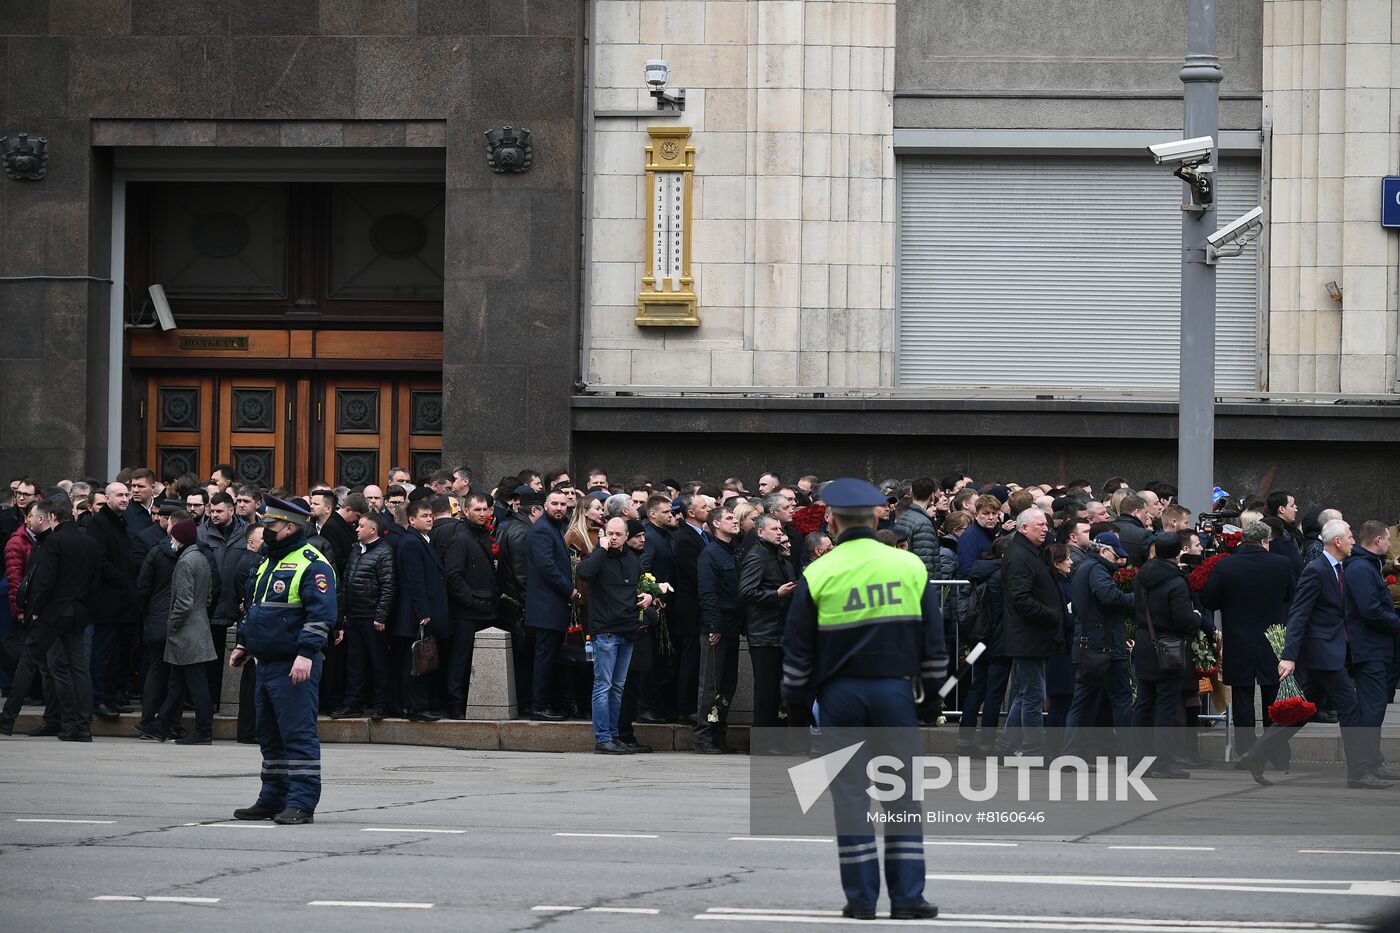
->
[821, 478, 886, 509]
[261, 494, 311, 527]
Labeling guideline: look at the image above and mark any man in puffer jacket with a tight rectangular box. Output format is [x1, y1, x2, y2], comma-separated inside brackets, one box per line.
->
[893, 478, 941, 577]
[332, 512, 396, 720]
[1130, 532, 1203, 779]
[5, 505, 59, 733]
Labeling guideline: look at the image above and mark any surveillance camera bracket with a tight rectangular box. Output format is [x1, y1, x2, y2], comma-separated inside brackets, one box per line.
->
[651, 87, 686, 112]
[1204, 224, 1261, 265]
[1174, 159, 1214, 213]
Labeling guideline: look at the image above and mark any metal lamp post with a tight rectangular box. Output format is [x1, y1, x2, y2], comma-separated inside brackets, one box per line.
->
[1177, 0, 1222, 514]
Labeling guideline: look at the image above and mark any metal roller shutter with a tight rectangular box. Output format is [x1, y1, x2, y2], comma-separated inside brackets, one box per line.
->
[897, 156, 1260, 391]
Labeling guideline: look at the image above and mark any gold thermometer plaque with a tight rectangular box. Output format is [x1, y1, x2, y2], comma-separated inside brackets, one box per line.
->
[637, 126, 699, 326]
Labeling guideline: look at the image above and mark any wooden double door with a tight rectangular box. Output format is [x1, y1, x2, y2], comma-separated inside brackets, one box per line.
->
[144, 373, 442, 491]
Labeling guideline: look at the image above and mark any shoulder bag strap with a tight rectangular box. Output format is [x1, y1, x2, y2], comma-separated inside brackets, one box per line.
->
[1137, 578, 1159, 643]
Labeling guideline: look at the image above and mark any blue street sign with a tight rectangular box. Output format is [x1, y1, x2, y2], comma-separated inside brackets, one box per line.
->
[1383, 177, 1400, 228]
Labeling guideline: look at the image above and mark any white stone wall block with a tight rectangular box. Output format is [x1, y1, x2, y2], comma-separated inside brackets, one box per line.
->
[664, 44, 750, 88]
[701, 261, 748, 307]
[756, 174, 801, 220]
[848, 177, 883, 222]
[1344, 265, 1388, 309]
[632, 347, 712, 385]
[693, 218, 749, 263]
[754, 219, 801, 264]
[590, 261, 641, 306]
[753, 304, 801, 350]
[805, 0, 833, 46]
[799, 306, 830, 351]
[1341, 177, 1381, 223]
[803, 89, 833, 133]
[1344, 87, 1391, 133]
[753, 262, 802, 309]
[692, 304, 747, 344]
[801, 220, 830, 264]
[753, 350, 799, 385]
[701, 175, 749, 220]
[703, 87, 750, 132]
[1271, 309, 1301, 355]
[1317, 89, 1346, 134]
[592, 218, 645, 262]
[594, 129, 647, 176]
[591, 173, 642, 219]
[1344, 0, 1392, 46]
[705, 0, 750, 45]
[755, 88, 805, 132]
[849, 264, 883, 310]
[801, 176, 831, 221]
[804, 45, 833, 89]
[711, 348, 756, 385]
[595, 0, 641, 44]
[590, 304, 652, 344]
[1340, 352, 1387, 392]
[1343, 131, 1392, 176]
[830, 45, 851, 91]
[802, 132, 832, 178]
[756, 131, 804, 174]
[757, 0, 805, 46]
[639, 0, 706, 45]
[701, 131, 753, 176]
[596, 43, 662, 90]
[1341, 307, 1387, 355]
[589, 348, 633, 385]
[757, 44, 804, 89]
[798, 350, 830, 386]
[800, 263, 830, 308]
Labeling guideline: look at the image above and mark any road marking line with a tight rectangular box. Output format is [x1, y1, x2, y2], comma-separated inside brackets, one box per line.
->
[93, 896, 220, 904]
[1298, 849, 1400, 856]
[922, 873, 1400, 897]
[18, 818, 116, 824]
[1107, 845, 1216, 851]
[698, 909, 1368, 930]
[361, 828, 467, 834]
[308, 901, 433, 909]
[553, 832, 659, 839]
[533, 906, 583, 912]
[728, 836, 834, 843]
[181, 822, 273, 829]
[702, 910, 1366, 929]
[588, 907, 661, 914]
[925, 840, 1018, 847]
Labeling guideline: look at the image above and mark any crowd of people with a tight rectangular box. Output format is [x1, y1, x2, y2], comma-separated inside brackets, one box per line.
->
[0, 465, 1396, 777]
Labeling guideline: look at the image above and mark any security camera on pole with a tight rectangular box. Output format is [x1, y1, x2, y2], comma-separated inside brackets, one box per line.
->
[1153, 0, 1224, 518]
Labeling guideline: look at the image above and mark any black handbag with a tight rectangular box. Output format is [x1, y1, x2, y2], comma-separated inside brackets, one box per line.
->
[1075, 639, 1113, 685]
[1140, 584, 1188, 674]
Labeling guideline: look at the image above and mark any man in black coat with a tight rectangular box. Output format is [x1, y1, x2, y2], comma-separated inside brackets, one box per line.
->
[695, 505, 742, 753]
[431, 493, 499, 719]
[670, 493, 713, 724]
[525, 489, 576, 720]
[495, 491, 541, 708]
[0, 500, 103, 740]
[636, 493, 676, 722]
[88, 481, 139, 718]
[1341, 520, 1400, 782]
[0, 477, 38, 542]
[199, 492, 249, 707]
[1199, 522, 1296, 759]
[392, 499, 449, 721]
[1130, 533, 1203, 778]
[998, 508, 1063, 758]
[739, 514, 797, 735]
[576, 516, 647, 753]
[1111, 495, 1153, 566]
[1064, 533, 1136, 755]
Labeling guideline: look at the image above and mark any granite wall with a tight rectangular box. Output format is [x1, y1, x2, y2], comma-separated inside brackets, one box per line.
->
[0, 0, 583, 486]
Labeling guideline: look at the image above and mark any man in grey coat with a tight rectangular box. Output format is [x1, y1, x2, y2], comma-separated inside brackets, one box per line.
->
[138, 519, 217, 744]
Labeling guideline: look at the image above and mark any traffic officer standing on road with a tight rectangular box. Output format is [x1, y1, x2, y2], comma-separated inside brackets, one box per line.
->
[229, 495, 338, 825]
[782, 479, 946, 921]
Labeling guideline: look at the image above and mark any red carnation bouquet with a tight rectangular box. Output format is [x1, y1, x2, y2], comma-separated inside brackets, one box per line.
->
[791, 503, 827, 537]
[1267, 696, 1317, 726]
[1188, 552, 1229, 592]
[1112, 565, 1138, 593]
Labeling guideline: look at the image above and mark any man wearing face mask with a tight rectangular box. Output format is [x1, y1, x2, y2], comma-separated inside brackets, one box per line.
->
[228, 495, 337, 825]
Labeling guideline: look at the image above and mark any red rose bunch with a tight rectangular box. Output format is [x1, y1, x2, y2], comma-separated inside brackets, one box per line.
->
[1387, 574, 1397, 586]
[1266, 696, 1317, 727]
[791, 504, 827, 537]
[1188, 553, 1229, 592]
[1112, 566, 1138, 593]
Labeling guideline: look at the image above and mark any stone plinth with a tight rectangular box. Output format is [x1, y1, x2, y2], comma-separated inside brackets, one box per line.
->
[464, 627, 518, 720]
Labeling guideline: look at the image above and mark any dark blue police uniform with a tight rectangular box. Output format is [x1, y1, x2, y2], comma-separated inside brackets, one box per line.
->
[781, 479, 946, 921]
[236, 496, 337, 819]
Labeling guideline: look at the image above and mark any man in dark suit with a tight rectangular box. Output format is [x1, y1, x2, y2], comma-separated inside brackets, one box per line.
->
[0, 499, 103, 740]
[391, 498, 449, 721]
[431, 492, 498, 719]
[88, 481, 139, 718]
[636, 493, 676, 723]
[670, 493, 713, 723]
[1342, 520, 1400, 781]
[1199, 521, 1296, 760]
[525, 488, 576, 720]
[1277, 520, 1390, 788]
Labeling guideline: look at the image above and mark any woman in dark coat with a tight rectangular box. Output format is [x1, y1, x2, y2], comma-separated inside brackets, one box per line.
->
[135, 536, 179, 728]
[1044, 544, 1077, 754]
[1130, 532, 1203, 778]
[139, 520, 217, 744]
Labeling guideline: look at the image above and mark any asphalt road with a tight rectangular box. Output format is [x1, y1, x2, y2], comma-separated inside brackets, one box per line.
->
[1, 737, 1398, 932]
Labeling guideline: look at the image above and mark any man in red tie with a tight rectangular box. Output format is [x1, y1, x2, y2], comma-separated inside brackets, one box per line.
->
[1276, 520, 1391, 789]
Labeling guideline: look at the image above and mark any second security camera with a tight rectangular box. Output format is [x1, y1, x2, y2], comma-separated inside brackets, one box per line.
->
[1147, 136, 1214, 165]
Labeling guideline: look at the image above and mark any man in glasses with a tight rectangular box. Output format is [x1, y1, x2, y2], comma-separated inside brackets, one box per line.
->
[185, 489, 209, 521]
[0, 477, 38, 541]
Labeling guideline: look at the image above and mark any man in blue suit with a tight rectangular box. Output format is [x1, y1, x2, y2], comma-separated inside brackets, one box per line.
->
[1278, 519, 1390, 788]
[525, 488, 576, 721]
[1342, 520, 1400, 781]
[393, 498, 449, 722]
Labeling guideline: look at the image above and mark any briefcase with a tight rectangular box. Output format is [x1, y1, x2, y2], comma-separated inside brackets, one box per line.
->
[410, 622, 439, 677]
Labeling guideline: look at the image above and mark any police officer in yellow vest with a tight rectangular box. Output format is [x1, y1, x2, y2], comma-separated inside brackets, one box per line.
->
[782, 479, 946, 921]
[228, 495, 337, 825]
